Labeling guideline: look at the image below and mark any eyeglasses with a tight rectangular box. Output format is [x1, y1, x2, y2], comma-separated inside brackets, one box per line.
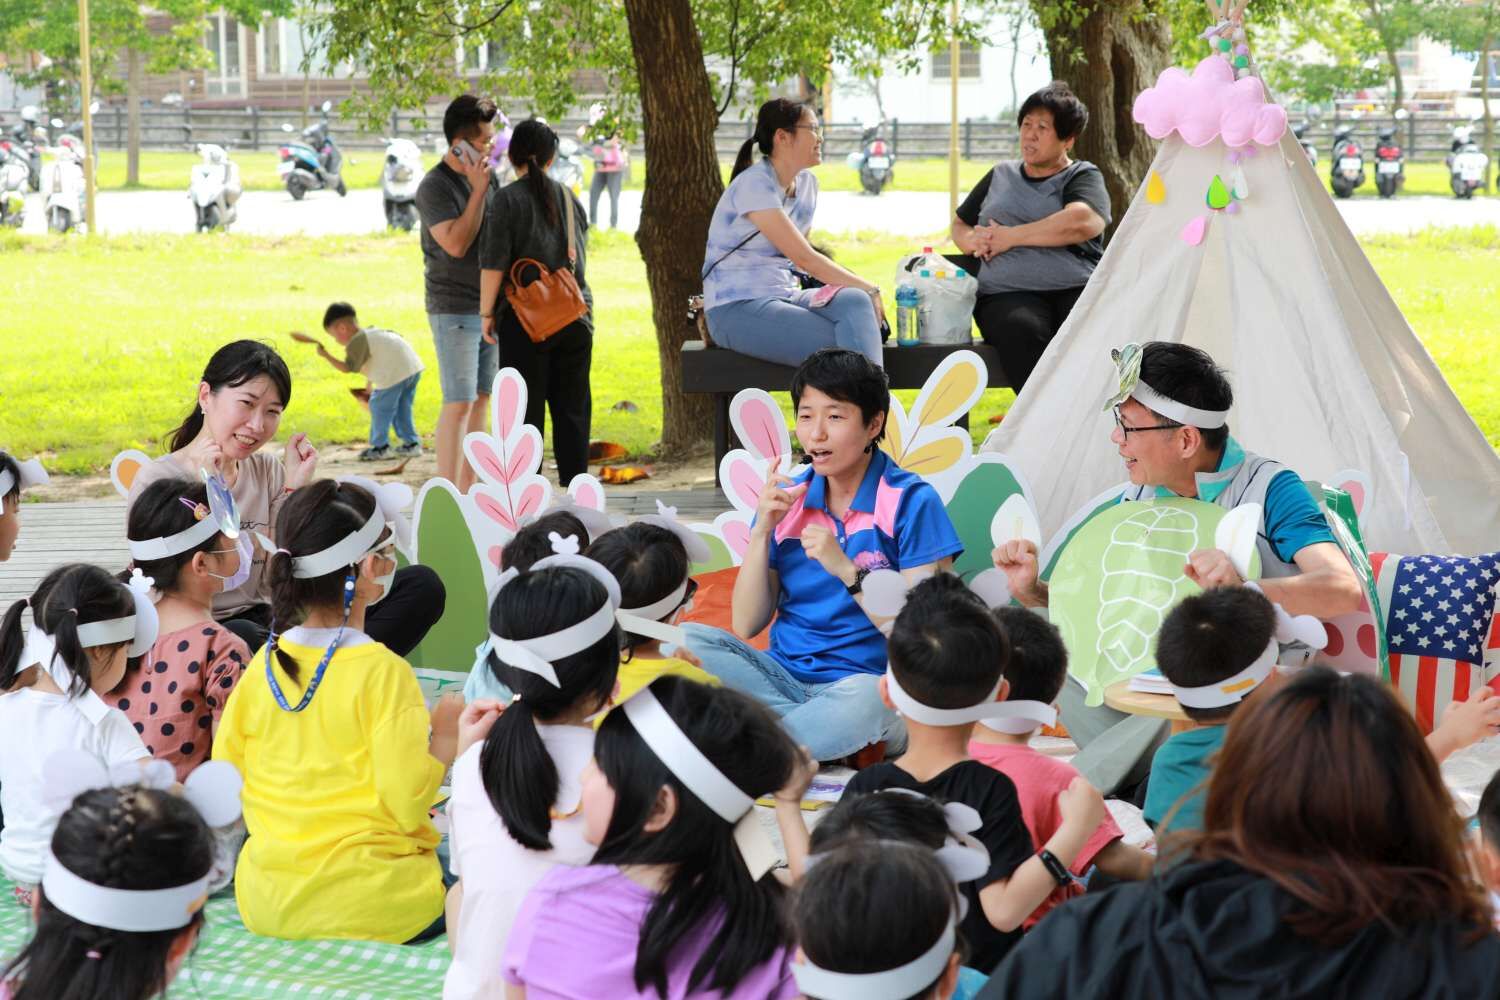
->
[791, 125, 824, 139]
[1112, 406, 1180, 437]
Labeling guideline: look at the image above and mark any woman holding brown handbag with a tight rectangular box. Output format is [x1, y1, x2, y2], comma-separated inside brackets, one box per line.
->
[479, 118, 594, 485]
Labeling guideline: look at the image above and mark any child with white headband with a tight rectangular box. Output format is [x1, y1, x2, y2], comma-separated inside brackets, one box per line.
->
[585, 519, 720, 707]
[113, 477, 251, 781]
[0, 564, 157, 901]
[503, 676, 811, 998]
[213, 479, 461, 943]
[1144, 586, 1278, 838]
[793, 842, 965, 1000]
[0, 451, 47, 562]
[444, 555, 623, 999]
[846, 573, 1105, 972]
[969, 606, 1153, 926]
[0, 753, 241, 1000]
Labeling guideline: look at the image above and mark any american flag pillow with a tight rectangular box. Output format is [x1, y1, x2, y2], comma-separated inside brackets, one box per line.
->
[1376, 551, 1500, 734]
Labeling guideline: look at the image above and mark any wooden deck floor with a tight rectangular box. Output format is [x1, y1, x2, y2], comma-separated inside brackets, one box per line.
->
[1, 488, 731, 606]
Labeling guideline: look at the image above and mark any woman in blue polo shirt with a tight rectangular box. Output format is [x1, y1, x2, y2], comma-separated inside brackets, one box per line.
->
[684, 349, 963, 762]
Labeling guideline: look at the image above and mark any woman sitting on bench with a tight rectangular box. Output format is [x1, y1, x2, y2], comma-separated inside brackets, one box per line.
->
[684, 349, 962, 763]
[700, 98, 886, 368]
[948, 83, 1110, 390]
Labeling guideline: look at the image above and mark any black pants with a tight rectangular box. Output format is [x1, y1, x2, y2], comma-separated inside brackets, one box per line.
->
[497, 310, 593, 485]
[221, 564, 446, 656]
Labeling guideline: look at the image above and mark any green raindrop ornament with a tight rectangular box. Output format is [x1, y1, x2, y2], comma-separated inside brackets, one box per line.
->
[1217, 37, 1232, 53]
[1206, 175, 1232, 210]
[1233, 54, 1249, 68]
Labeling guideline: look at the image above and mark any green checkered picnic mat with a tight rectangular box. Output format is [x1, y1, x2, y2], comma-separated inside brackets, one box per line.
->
[1, 877, 451, 998]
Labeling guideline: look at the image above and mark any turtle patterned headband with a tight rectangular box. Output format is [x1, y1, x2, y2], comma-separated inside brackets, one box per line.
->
[488, 533, 622, 687]
[1102, 342, 1229, 430]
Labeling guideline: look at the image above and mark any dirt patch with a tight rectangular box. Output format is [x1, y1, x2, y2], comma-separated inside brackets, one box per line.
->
[27, 441, 722, 504]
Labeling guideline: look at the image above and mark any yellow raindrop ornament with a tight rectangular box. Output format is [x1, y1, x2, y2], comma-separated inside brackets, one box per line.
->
[1146, 171, 1166, 204]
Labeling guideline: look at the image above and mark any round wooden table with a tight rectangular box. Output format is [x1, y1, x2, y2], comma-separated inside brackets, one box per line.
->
[1103, 681, 1197, 734]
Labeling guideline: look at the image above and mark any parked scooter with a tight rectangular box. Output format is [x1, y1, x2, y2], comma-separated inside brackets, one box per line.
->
[5, 106, 44, 191]
[45, 133, 86, 233]
[1329, 126, 1365, 199]
[277, 101, 346, 200]
[1447, 124, 1488, 200]
[548, 136, 585, 197]
[189, 143, 242, 232]
[1373, 126, 1404, 199]
[0, 137, 29, 228]
[1293, 122, 1318, 166]
[848, 123, 895, 195]
[381, 137, 422, 230]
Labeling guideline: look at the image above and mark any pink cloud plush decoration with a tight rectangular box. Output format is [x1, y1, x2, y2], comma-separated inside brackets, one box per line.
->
[1133, 56, 1287, 147]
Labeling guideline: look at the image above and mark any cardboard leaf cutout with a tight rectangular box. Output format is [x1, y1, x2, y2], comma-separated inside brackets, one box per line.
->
[110, 449, 152, 498]
[407, 479, 490, 669]
[909, 351, 986, 430]
[991, 493, 1043, 551]
[944, 455, 1037, 584]
[728, 391, 790, 466]
[1050, 498, 1261, 704]
[1213, 502, 1261, 580]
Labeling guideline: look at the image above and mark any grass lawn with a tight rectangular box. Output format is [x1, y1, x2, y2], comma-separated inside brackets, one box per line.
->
[0, 225, 1496, 476]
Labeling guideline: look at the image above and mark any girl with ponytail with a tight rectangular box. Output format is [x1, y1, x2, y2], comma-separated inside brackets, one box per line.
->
[476, 117, 596, 485]
[0, 564, 155, 897]
[702, 98, 887, 369]
[445, 556, 621, 998]
[212, 480, 460, 944]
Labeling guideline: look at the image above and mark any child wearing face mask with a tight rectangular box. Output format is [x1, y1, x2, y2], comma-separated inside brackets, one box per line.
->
[213, 480, 460, 943]
[114, 478, 251, 782]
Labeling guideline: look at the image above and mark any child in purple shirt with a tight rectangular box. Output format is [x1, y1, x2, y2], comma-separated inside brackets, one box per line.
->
[503, 677, 806, 999]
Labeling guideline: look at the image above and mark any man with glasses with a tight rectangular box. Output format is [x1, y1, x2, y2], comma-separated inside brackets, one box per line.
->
[992, 341, 1363, 793]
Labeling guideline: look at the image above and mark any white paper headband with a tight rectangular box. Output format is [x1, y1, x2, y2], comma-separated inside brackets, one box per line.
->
[1170, 638, 1277, 709]
[1102, 342, 1230, 430]
[639, 499, 712, 564]
[488, 544, 623, 686]
[338, 475, 413, 552]
[38, 752, 243, 932]
[70, 570, 159, 658]
[792, 919, 956, 1000]
[128, 513, 220, 562]
[622, 688, 779, 879]
[0, 456, 48, 497]
[616, 578, 690, 649]
[257, 507, 387, 579]
[885, 669, 1055, 732]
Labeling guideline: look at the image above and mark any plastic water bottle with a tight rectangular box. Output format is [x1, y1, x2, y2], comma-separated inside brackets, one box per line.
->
[896, 284, 920, 346]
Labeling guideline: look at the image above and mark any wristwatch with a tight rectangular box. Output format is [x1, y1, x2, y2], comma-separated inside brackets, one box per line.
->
[1037, 848, 1072, 887]
[847, 567, 871, 596]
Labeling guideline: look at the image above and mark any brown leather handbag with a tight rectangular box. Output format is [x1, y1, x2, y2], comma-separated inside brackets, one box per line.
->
[504, 192, 589, 343]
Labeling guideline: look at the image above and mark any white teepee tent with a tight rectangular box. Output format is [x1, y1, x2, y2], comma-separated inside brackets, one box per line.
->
[983, 61, 1500, 556]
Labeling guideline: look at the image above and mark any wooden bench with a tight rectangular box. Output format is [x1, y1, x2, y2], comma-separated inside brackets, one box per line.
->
[681, 341, 1012, 481]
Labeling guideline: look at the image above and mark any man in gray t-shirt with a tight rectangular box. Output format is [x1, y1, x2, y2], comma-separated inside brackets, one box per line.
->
[415, 93, 498, 490]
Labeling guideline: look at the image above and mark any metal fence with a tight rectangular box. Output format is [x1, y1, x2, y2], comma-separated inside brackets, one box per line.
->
[2, 105, 1493, 163]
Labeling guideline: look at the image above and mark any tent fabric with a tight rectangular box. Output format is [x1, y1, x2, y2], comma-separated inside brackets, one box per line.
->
[982, 127, 1500, 556]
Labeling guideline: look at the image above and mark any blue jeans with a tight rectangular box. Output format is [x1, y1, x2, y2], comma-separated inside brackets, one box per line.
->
[368, 372, 421, 448]
[683, 623, 905, 762]
[428, 312, 497, 403]
[705, 289, 883, 367]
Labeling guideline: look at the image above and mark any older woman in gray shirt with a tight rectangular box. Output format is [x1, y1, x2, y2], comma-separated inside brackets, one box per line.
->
[950, 83, 1109, 390]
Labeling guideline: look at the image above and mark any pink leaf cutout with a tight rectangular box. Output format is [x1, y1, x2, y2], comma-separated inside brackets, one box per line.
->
[505, 435, 537, 483]
[497, 372, 522, 442]
[488, 545, 505, 569]
[468, 439, 507, 483]
[726, 456, 766, 511]
[736, 396, 785, 462]
[515, 483, 546, 520]
[1338, 479, 1366, 516]
[572, 480, 602, 510]
[1181, 214, 1209, 246]
[473, 492, 518, 534]
[722, 520, 751, 558]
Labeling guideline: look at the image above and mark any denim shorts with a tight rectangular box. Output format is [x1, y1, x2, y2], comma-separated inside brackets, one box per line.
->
[428, 312, 498, 403]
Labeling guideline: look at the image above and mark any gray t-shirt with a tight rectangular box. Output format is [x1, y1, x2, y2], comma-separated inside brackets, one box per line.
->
[416, 162, 491, 315]
[479, 177, 592, 332]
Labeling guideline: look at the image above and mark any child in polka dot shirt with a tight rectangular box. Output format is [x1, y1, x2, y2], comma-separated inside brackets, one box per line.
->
[113, 478, 249, 781]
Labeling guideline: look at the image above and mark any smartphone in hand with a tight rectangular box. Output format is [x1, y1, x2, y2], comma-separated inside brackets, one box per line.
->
[451, 139, 481, 166]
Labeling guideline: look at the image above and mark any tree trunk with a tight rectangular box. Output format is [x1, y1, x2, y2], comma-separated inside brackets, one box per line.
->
[623, 0, 721, 457]
[1366, 0, 1405, 114]
[1032, 0, 1171, 237]
[1009, 9, 1024, 113]
[126, 47, 141, 186]
[1483, 30, 1494, 192]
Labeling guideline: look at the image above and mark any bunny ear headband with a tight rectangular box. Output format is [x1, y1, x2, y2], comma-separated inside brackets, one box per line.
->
[254, 479, 402, 578]
[621, 686, 781, 881]
[487, 533, 623, 688]
[518, 494, 619, 540]
[863, 569, 1058, 734]
[38, 751, 243, 933]
[0, 456, 48, 498]
[613, 500, 709, 650]
[805, 789, 991, 891]
[1101, 342, 1229, 430]
[129, 470, 242, 562]
[27, 569, 160, 721]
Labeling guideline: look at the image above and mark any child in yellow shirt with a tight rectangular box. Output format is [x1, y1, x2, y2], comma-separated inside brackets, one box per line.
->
[586, 520, 719, 705]
[214, 480, 460, 944]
